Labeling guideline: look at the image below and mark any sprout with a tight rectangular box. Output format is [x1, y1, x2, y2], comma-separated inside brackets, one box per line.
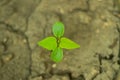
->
[38, 22, 80, 62]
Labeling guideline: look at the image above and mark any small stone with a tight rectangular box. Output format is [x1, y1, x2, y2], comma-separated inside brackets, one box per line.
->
[59, 8, 64, 14]
[96, 29, 100, 33]
[52, 63, 57, 68]
[29, 76, 43, 80]
[2, 53, 14, 64]
[23, 39, 27, 44]
[3, 37, 8, 43]
[85, 67, 99, 80]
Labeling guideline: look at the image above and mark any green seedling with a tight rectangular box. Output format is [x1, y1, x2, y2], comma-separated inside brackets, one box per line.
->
[38, 22, 80, 62]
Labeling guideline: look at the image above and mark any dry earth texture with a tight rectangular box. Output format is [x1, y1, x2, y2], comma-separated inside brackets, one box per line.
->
[0, 0, 120, 80]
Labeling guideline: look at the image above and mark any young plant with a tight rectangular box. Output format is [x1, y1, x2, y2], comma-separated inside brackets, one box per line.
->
[38, 22, 80, 62]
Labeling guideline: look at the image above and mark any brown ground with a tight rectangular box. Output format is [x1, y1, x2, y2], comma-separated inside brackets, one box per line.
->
[0, 0, 120, 80]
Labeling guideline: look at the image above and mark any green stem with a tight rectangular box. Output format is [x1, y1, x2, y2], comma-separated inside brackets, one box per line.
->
[56, 37, 61, 47]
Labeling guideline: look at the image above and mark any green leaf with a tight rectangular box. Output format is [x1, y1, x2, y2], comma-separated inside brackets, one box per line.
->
[52, 22, 64, 38]
[38, 37, 57, 50]
[60, 37, 80, 49]
[50, 47, 63, 62]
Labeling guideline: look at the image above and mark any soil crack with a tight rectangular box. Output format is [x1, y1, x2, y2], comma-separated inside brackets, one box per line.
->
[0, 21, 32, 80]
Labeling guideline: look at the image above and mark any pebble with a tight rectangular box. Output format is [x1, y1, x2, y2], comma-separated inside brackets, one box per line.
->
[1, 53, 14, 64]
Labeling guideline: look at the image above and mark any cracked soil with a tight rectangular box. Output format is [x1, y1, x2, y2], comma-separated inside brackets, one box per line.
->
[0, 0, 120, 80]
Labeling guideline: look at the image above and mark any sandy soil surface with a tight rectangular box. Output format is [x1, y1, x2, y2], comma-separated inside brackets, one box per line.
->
[0, 0, 120, 80]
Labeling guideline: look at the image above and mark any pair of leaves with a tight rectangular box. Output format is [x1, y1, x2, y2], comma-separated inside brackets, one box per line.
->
[38, 37, 80, 50]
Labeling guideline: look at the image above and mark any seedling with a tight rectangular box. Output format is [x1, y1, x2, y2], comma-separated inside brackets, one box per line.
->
[38, 22, 80, 62]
